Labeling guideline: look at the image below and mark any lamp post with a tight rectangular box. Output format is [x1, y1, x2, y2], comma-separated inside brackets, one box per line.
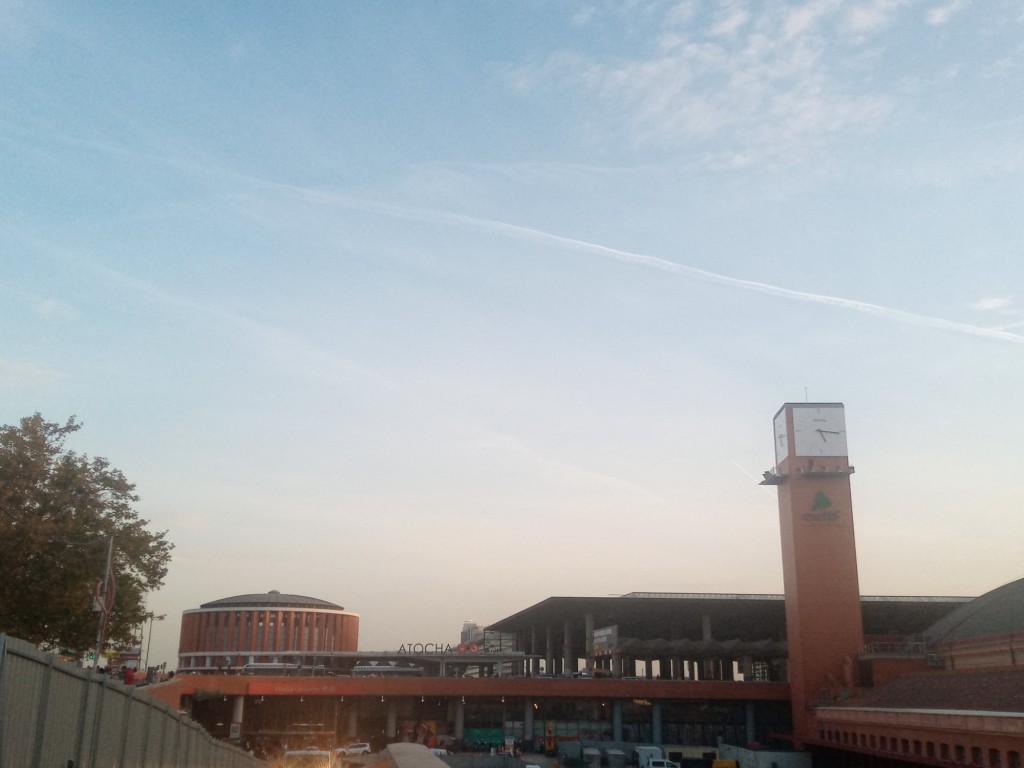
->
[91, 535, 115, 665]
[143, 613, 166, 674]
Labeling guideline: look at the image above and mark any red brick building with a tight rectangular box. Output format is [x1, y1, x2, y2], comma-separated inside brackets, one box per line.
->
[177, 591, 359, 673]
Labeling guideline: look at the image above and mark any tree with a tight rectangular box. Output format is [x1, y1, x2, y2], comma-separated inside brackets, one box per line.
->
[0, 413, 173, 654]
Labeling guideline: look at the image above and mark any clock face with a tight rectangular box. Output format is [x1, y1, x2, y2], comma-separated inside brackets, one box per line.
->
[773, 409, 789, 466]
[792, 405, 848, 456]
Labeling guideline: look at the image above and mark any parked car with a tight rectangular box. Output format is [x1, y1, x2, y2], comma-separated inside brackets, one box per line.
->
[336, 743, 372, 756]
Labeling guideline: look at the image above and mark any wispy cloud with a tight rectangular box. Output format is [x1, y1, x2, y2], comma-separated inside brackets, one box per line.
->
[971, 296, 1012, 312]
[30, 297, 77, 321]
[0, 358, 61, 390]
[970, 296, 1024, 332]
[506, 2, 897, 168]
[5, 226, 399, 392]
[926, 0, 969, 26]
[480, 432, 676, 507]
[708, 3, 750, 37]
[846, 0, 911, 33]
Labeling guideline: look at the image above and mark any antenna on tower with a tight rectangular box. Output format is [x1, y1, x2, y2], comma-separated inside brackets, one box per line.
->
[804, 387, 809, 402]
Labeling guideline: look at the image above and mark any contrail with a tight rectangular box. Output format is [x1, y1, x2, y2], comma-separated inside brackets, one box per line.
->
[288, 188, 1024, 347]
[450, 213, 1024, 346]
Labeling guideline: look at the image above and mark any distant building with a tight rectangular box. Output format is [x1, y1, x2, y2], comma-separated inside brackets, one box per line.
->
[460, 621, 482, 646]
[177, 590, 359, 672]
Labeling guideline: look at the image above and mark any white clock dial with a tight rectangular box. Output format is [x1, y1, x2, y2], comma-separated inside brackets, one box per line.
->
[774, 409, 789, 466]
[792, 405, 848, 457]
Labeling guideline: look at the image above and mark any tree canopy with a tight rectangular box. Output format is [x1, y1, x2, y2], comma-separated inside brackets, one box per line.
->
[0, 413, 173, 654]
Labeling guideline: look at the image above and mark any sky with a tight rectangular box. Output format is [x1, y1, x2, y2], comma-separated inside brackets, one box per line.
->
[2, 0, 1023, 671]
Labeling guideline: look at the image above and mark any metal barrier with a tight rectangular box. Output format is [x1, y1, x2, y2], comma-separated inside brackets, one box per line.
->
[0, 633, 263, 768]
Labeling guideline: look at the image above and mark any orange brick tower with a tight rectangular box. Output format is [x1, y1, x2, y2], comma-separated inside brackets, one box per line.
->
[767, 402, 864, 744]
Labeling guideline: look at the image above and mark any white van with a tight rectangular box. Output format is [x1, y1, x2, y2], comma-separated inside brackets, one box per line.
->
[634, 746, 662, 768]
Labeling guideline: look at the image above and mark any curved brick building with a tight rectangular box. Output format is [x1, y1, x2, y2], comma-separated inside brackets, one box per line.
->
[178, 590, 359, 672]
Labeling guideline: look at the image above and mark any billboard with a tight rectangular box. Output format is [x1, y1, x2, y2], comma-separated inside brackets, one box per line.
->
[592, 625, 618, 656]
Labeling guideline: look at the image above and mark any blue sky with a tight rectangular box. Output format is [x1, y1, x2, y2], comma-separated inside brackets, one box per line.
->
[3, 0, 1023, 669]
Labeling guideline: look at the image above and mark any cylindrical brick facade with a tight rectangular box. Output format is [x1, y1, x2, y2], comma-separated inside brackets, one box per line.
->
[177, 590, 359, 672]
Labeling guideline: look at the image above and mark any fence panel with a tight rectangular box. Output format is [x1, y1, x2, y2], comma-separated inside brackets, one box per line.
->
[0, 634, 261, 768]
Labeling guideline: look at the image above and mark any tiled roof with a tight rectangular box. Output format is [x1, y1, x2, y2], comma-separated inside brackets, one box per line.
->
[841, 669, 1024, 713]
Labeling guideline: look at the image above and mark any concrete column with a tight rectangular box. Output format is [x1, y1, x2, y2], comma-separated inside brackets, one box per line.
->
[524, 699, 534, 743]
[231, 696, 244, 739]
[612, 654, 622, 677]
[563, 618, 573, 674]
[584, 613, 595, 671]
[531, 627, 540, 676]
[387, 700, 397, 740]
[347, 707, 358, 739]
[546, 626, 555, 675]
[745, 701, 756, 745]
[612, 700, 623, 742]
[651, 700, 662, 745]
[455, 699, 465, 739]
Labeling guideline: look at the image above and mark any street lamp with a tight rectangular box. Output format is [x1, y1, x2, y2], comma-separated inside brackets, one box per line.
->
[143, 613, 167, 673]
[91, 535, 116, 664]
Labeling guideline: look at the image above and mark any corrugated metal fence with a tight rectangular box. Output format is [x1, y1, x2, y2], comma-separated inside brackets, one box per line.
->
[0, 634, 263, 768]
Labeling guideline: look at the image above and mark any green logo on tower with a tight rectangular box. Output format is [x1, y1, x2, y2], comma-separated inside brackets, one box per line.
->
[804, 491, 840, 522]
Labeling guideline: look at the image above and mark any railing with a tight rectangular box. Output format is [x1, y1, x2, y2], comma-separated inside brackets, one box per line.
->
[861, 636, 934, 656]
[0, 633, 263, 768]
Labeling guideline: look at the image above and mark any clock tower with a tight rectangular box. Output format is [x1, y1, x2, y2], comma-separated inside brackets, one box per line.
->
[765, 402, 863, 744]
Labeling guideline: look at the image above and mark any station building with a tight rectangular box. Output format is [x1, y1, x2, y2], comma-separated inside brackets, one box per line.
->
[146, 403, 1024, 767]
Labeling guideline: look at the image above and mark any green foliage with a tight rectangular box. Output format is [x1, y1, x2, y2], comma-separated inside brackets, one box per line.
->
[0, 413, 173, 654]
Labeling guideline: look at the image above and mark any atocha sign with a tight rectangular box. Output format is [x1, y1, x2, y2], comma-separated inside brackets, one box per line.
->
[396, 642, 498, 655]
